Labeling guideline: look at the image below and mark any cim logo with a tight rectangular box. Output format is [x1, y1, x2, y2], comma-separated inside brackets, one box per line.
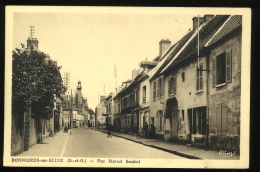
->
[219, 150, 236, 157]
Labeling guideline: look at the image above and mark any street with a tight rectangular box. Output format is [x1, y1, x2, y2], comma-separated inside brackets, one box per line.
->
[64, 128, 185, 159]
[17, 128, 185, 159]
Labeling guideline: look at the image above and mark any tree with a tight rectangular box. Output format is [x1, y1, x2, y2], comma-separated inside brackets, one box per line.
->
[12, 48, 66, 119]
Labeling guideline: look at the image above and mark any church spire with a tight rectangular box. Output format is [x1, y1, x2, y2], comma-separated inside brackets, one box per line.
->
[77, 80, 82, 90]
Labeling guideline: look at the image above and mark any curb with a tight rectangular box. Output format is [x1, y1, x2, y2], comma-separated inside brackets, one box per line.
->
[97, 130, 201, 159]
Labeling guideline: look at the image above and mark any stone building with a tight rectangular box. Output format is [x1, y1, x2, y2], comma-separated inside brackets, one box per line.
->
[156, 15, 241, 153]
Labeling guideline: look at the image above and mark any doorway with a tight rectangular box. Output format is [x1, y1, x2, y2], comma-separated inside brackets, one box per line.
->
[165, 98, 178, 141]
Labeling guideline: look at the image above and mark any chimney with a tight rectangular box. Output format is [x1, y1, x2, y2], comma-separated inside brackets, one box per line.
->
[100, 96, 106, 103]
[192, 17, 204, 30]
[204, 15, 214, 23]
[132, 69, 140, 79]
[159, 39, 171, 57]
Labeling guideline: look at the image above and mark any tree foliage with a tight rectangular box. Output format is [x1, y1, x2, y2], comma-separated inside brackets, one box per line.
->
[12, 48, 66, 118]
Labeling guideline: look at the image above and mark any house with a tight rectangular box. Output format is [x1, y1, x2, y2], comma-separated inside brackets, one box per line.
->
[205, 15, 242, 153]
[104, 92, 114, 129]
[157, 15, 241, 153]
[95, 96, 106, 129]
[138, 60, 157, 135]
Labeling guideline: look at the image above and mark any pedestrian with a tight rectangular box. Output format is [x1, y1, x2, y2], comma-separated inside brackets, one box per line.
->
[107, 122, 113, 138]
[64, 123, 68, 132]
[143, 122, 148, 138]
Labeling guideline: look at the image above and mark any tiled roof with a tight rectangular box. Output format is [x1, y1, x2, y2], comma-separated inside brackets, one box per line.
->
[162, 15, 230, 73]
[205, 15, 242, 47]
[153, 56, 160, 61]
[150, 30, 194, 80]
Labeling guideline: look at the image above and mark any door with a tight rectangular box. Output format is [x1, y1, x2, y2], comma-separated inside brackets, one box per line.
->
[171, 109, 179, 141]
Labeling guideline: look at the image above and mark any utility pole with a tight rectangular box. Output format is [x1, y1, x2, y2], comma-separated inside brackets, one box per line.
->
[70, 89, 72, 129]
[29, 26, 34, 39]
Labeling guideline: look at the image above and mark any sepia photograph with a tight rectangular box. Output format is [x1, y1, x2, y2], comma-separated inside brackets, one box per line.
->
[4, 6, 250, 168]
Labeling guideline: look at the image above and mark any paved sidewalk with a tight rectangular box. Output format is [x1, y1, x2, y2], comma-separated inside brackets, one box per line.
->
[96, 129, 240, 160]
[15, 130, 71, 157]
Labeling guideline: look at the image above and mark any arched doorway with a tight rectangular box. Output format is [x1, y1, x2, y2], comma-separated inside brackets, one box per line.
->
[165, 98, 179, 141]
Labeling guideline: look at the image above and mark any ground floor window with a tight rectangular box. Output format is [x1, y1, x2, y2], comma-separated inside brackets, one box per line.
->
[188, 106, 207, 135]
[157, 110, 163, 131]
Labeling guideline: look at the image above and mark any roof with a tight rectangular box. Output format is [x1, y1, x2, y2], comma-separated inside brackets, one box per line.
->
[140, 61, 158, 67]
[153, 56, 160, 61]
[205, 15, 242, 47]
[150, 29, 194, 80]
[116, 70, 147, 97]
[124, 79, 133, 83]
[161, 15, 230, 74]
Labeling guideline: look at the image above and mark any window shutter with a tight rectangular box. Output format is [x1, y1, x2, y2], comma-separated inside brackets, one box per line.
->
[156, 111, 159, 131]
[196, 77, 199, 91]
[168, 79, 171, 95]
[161, 77, 164, 97]
[212, 55, 216, 87]
[173, 76, 177, 93]
[157, 79, 160, 98]
[226, 49, 232, 83]
[200, 62, 203, 90]
[153, 82, 156, 100]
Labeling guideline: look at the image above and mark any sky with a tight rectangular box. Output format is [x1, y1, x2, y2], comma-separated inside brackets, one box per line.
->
[12, 8, 207, 110]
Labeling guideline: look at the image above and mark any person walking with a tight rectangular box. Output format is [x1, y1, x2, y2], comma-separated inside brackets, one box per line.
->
[107, 122, 113, 138]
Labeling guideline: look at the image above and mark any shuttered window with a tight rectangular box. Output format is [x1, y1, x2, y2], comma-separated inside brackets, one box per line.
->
[213, 50, 232, 86]
[173, 76, 177, 93]
[153, 81, 156, 101]
[157, 110, 163, 131]
[196, 62, 203, 90]
[160, 77, 164, 97]
[169, 76, 177, 95]
[226, 49, 232, 83]
[157, 78, 161, 98]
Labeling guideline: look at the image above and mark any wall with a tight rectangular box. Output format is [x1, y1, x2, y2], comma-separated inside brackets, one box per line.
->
[164, 56, 208, 143]
[149, 76, 165, 140]
[11, 113, 23, 155]
[208, 32, 241, 153]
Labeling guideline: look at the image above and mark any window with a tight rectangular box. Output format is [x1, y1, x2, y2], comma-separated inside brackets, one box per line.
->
[143, 86, 146, 103]
[216, 53, 226, 85]
[212, 50, 232, 86]
[153, 81, 156, 101]
[168, 76, 176, 95]
[182, 110, 185, 121]
[182, 72, 185, 82]
[188, 107, 207, 135]
[157, 110, 163, 131]
[196, 63, 203, 91]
